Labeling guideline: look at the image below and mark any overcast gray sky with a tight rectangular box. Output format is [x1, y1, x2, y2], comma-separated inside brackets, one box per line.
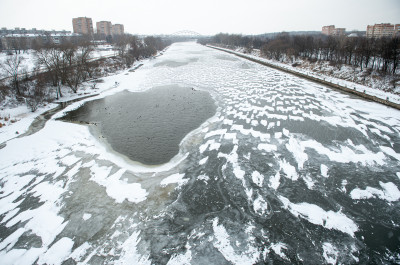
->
[0, 0, 399, 35]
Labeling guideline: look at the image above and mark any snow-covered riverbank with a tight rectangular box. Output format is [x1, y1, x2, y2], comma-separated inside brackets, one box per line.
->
[208, 45, 400, 106]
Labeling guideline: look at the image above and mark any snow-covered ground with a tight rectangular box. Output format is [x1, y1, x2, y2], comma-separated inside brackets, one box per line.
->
[0, 42, 400, 264]
[90, 44, 117, 59]
[211, 45, 400, 105]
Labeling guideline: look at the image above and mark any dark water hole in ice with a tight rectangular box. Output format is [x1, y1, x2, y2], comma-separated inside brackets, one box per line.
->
[61, 85, 216, 165]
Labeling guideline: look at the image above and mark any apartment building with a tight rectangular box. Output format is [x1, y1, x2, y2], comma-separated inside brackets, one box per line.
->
[322, 25, 335, 35]
[366, 23, 399, 38]
[112, 24, 124, 36]
[396, 24, 400, 33]
[72, 17, 124, 39]
[72, 17, 94, 35]
[96, 21, 112, 36]
[322, 25, 346, 36]
[332, 28, 345, 36]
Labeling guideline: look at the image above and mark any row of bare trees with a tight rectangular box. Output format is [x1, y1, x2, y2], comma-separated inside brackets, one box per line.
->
[0, 39, 98, 110]
[0, 35, 171, 111]
[34, 41, 94, 99]
[205, 33, 400, 75]
[0, 34, 87, 55]
[114, 35, 171, 67]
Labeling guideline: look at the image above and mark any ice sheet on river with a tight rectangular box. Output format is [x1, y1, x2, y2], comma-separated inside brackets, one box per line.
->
[1, 42, 400, 264]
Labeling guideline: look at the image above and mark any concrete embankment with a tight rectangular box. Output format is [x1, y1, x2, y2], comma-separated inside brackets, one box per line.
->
[208, 45, 400, 111]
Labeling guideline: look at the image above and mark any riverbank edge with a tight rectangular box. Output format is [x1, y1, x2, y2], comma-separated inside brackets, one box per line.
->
[207, 45, 400, 111]
[0, 93, 101, 149]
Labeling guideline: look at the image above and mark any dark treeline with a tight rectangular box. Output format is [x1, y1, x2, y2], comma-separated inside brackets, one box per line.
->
[200, 33, 400, 75]
[114, 35, 171, 68]
[0, 35, 170, 111]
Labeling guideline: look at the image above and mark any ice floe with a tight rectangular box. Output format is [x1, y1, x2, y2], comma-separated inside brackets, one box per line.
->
[320, 164, 329, 178]
[212, 218, 260, 265]
[90, 166, 148, 203]
[285, 137, 308, 169]
[322, 242, 338, 265]
[270, 243, 289, 260]
[251, 171, 264, 187]
[279, 196, 358, 236]
[350, 182, 400, 202]
[279, 159, 299, 181]
[38, 237, 74, 265]
[160, 173, 188, 187]
[269, 172, 281, 190]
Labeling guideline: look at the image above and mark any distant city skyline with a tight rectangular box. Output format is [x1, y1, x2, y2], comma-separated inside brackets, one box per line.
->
[0, 0, 399, 35]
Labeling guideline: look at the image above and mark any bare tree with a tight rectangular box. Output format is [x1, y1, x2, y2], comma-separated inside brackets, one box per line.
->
[31, 37, 44, 51]
[58, 42, 77, 85]
[1, 54, 23, 95]
[25, 72, 47, 112]
[0, 79, 9, 103]
[61, 41, 93, 93]
[389, 37, 400, 75]
[115, 35, 129, 58]
[64, 41, 93, 92]
[76, 41, 94, 79]
[35, 46, 64, 99]
[127, 35, 142, 61]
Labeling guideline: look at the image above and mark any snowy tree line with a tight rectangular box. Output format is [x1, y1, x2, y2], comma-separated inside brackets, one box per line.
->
[0, 35, 170, 111]
[114, 35, 170, 68]
[201, 33, 400, 75]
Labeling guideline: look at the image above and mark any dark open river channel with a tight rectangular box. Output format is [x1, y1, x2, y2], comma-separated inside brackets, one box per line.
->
[61, 86, 216, 165]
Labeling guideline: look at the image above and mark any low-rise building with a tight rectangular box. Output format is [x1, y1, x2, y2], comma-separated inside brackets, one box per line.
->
[0, 27, 68, 36]
[0, 29, 81, 50]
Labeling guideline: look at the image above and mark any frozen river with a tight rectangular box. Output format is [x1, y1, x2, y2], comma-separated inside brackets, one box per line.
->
[1, 42, 400, 264]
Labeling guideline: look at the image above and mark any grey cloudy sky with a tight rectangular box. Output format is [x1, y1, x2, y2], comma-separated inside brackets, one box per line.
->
[0, 0, 399, 35]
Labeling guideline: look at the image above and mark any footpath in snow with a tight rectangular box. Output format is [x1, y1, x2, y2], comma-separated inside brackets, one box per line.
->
[207, 45, 400, 110]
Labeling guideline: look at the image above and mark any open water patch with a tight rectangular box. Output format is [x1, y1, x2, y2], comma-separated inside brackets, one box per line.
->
[61, 85, 216, 165]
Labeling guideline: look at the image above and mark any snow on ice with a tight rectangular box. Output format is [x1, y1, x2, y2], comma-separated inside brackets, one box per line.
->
[279, 196, 358, 237]
[350, 182, 400, 202]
